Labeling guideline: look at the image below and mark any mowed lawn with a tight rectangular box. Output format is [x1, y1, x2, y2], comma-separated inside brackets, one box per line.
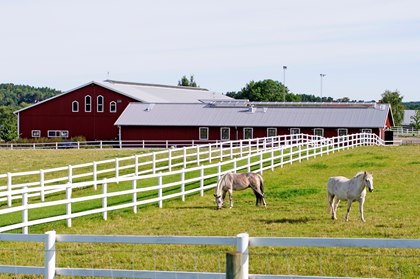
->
[0, 145, 419, 278]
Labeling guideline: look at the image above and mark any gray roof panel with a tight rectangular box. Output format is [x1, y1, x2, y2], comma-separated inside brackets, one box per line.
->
[115, 103, 391, 128]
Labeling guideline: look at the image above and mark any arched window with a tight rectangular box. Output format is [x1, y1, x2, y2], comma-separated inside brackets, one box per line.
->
[97, 95, 104, 112]
[110, 101, 117, 113]
[72, 101, 79, 112]
[85, 95, 91, 112]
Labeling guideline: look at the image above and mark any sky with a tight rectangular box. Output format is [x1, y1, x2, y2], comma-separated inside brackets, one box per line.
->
[1, 0, 419, 101]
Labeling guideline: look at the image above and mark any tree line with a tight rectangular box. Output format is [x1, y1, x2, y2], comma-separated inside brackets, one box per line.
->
[0, 78, 417, 142]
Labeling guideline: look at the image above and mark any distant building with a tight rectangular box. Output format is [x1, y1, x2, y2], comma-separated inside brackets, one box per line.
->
[115, 101, 394, 141]
[402, 110, 415, 129]
[15, 80, 231, 140]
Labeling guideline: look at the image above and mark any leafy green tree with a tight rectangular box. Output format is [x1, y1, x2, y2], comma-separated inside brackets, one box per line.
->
[178, 75, 198, 87]
[0, 106, 18, 142]
[379, 90, 404, 126]
[226, 79, 289, 102]
[410, 110, 420, 130]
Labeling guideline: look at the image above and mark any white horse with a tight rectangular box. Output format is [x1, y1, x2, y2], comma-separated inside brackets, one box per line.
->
[327, 171, 374, 222]
[214, 172, 266, 210]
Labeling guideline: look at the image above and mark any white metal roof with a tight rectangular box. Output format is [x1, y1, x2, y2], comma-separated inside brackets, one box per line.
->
[115, 102, 392, 128]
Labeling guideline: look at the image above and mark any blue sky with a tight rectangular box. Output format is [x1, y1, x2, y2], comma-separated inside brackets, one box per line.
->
[1, 0, 419, 101]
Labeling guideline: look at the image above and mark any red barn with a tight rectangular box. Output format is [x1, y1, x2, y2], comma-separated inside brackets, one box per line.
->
[115, 101, 394, 141]
[15, 80, 232, 141]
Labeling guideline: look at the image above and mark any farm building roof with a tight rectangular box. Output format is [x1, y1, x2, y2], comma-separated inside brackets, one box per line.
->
[115, 102, 392, 128]
[96, 80, 232, 103]
[14, 80, 231, 114]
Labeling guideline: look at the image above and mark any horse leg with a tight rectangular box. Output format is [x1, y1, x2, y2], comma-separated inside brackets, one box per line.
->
[345, 200, 353, 221]
[359, 198, 366, 222]
[332, 199, 340, 220]
[228, 189, 233, 208]
[328, 194, 334, 219]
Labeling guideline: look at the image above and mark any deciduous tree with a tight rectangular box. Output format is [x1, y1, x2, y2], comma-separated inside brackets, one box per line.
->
[379, 90, 404, 126]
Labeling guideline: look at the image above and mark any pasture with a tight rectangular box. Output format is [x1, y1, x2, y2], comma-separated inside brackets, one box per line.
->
[0, 145, 419, 278]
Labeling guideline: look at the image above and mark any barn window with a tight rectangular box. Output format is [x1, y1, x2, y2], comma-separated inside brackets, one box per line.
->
[32, 130, 41, 138]
[47, 130, 69, 138]
[110, 101, 117, 113]
[267, 128, 277, 138]
[361, 129, 372, 134]
[199, 127, 209, 140]
[244, 128, 253, 139]
[97, 96, 104, 112]
[72, 101, 79, 112]
[85, 95, 92, 112]
[314, 128, 324, 137]
[338, 128, 348, 137]
[221, 127, 230, 141]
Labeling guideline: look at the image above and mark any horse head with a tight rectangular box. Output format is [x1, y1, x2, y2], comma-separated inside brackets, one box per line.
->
[214, 194, 224, 209]
[364, 171, 374, 192]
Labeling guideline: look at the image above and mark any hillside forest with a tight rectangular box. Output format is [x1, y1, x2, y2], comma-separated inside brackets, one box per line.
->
[0, 80, 418, 142]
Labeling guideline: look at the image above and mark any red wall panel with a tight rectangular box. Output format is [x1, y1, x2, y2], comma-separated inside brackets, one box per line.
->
[18, 83, 137, 140]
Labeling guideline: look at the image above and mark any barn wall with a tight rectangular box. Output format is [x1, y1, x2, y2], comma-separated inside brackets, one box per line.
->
[120, 126, 381, 141]
[18, 84, 137, 140]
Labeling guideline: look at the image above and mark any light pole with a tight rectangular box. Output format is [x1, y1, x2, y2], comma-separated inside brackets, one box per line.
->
[320, 73, 326, 101]
[283, 66, 287, 102]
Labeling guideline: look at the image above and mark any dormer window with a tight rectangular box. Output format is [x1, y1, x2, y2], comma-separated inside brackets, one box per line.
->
[72, 101, 79, 112]
[85, 95, 92, 112]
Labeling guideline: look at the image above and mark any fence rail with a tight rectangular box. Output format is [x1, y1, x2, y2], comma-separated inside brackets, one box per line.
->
[0, 133, 384, 234]
[1, 231, 419, 279]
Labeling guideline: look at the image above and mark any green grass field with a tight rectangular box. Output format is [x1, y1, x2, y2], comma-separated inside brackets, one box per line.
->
[0, 145, 419, 278]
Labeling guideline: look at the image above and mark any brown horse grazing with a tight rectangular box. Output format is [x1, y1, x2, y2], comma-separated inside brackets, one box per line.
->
[214, 172, 266, 209]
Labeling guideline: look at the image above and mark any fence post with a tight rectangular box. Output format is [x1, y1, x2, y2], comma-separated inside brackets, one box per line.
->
[280, 146, 284, 168]
[102, 181, 107, 221]
[68, 165, 73, 183]
[22, 186, 28, 234]
[135, 154, 139, 176]
[220, 142, 224, 161]
[236, 233, 249, 279]
[39, 169, 45, 202]
[115, 158, 119, 181]
[66, 183, 72, 227]
[196, 145, 200, 166]
[247, 156, 251, 172]
[181, 168, 185, 202]
[132, 180, 137, 214]
[239, 140, 243, 158]
[152, 152, 156, 174]
[233, 158, 237, 173]
[226, 252, 242, 279]
[93, 162, 98, 190]
[200, 165, 204, 197]
[259, 152, 263, 174]
[208, 144, 212, 163]
[183, 147, 187, 168]
[7, 172, 12, 207]
[230, 141, 233, 159]
[298, 143, 302, 163]
[158, 172, 163, 208]
[168, 149, 172, 172]
[44, 230, 56, 279]
[271, 147, 274, 171]
[217, 162, 222, 181]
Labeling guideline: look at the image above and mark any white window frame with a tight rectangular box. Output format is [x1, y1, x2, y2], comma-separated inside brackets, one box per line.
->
[32, 130, 41, 138]
[338, 128, 348, 137]
[267, 128, 277, 138]
[110, 101, 117, 113]
[360, 129, 372, 144]
[243, 128, 253, 139]
[361, 129, 372, 134]
[85, 95, 92, 112]
[220, 127, 230, 141]
[72, 101, 79, 112]
[199, 127, 209, 140]
[97, 95, 104, 112]
[47, 130, 69, 138]
[314, 128, 324, 137]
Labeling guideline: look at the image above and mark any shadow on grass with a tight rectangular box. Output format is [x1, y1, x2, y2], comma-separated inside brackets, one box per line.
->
[263, 217, 313, 224]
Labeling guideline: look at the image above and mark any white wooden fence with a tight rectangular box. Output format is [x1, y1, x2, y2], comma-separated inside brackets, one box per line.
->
[0, 133, 383, 234]
[0, 231, 419, 279]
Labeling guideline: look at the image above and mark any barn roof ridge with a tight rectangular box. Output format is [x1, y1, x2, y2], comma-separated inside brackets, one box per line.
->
[103, 79, 210, 91]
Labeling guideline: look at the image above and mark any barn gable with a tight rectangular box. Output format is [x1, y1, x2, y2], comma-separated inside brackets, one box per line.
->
[16, 80, 231, 140]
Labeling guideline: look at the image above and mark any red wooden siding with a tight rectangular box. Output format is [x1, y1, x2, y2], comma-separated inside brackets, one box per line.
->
[120, 126, 381, 141]
[18, 83, 137, 140]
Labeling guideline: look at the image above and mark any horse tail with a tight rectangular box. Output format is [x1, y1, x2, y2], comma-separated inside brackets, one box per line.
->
[256, 174, 264, 195]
